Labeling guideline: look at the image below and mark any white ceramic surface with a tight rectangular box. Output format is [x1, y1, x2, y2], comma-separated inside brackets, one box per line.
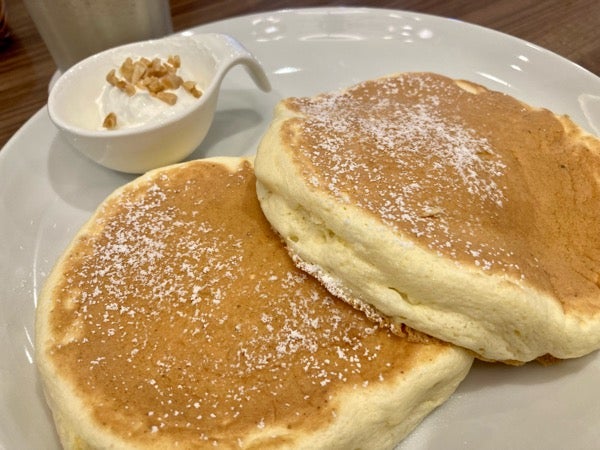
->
[1, 7, 599, 449]
[48, 33, 271, 173]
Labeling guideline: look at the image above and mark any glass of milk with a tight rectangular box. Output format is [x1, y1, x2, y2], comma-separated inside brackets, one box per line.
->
[23, 0, 173, 73]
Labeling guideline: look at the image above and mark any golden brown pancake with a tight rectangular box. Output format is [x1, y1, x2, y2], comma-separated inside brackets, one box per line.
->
[36, 157, 472, 449]
[254, 72, 600, 363]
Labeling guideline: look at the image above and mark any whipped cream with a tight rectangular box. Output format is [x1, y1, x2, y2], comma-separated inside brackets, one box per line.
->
[95, 57, 201, 130]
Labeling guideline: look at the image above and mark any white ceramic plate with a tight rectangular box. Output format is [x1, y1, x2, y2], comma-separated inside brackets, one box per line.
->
[1, 7, 599, 449]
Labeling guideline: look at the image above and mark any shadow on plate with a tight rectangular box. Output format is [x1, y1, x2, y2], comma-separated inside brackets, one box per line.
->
[34, 379, 61, 448]
[458, 350, 600, 394]
[186, 107, 267, 160]
[47, 134, 135, 213]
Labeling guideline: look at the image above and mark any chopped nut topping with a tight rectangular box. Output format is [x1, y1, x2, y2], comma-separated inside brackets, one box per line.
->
[106, 69, 119, 85]
[183, 80, 203, 99]
[152, 91, 178, 105]
[102, 55, 202, 128]
[143, 76, 163, 94]
[119, 57, 134, 80]
[106, 69, 135, 96]
[168, 55, 181, 69]
[102, 112, 117, 129]
[131, 61, 147, 85]
[161, 72, 183, 90]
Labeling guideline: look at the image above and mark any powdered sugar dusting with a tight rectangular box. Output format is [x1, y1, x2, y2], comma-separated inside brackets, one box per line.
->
[48, 162, 416, 444]
[287, 73, 520, 274]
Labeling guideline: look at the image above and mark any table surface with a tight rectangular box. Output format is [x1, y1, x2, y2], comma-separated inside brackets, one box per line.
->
[1, 0, 599, 150]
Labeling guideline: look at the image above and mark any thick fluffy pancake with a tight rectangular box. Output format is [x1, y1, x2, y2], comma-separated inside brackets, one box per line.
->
[254, 72, 600, 363]
[36, 157, 472, 449]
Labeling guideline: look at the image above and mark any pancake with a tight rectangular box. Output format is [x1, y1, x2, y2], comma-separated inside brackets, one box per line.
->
[254, 72, 600, 363]
[35, 157, 472, 449]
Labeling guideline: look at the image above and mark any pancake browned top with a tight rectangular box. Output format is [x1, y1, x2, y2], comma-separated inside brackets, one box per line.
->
[281, 72, 600, 315]
[41, 159, 446, 448]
